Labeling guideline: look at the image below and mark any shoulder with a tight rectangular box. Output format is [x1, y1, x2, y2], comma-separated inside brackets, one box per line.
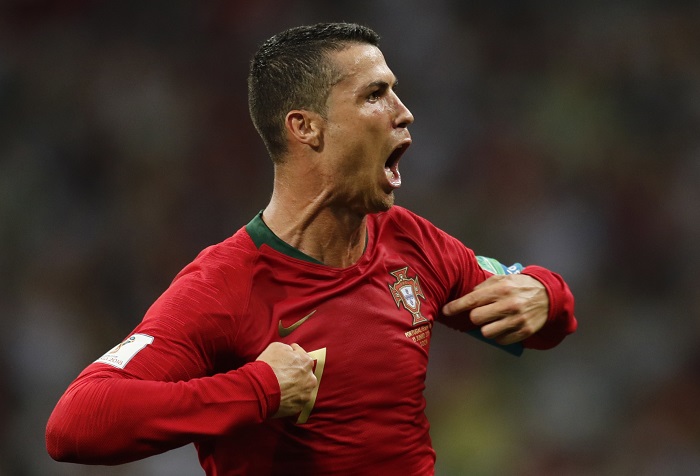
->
[195, 227, 259, 270]
[372, 205, 450, 242]
[373, 205, 426, 229]
[169, 226, 259, 301]
[371, 206, 476, 269]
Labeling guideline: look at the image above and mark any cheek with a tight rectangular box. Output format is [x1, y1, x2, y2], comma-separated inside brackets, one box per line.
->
[331, 131, 376, 165]
[324, 114, 386, 173]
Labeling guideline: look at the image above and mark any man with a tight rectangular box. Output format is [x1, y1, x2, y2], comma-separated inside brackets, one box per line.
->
[47, 23, 576, 475]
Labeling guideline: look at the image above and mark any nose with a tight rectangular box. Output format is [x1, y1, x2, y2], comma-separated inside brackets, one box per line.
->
[393, 94, 414, 129]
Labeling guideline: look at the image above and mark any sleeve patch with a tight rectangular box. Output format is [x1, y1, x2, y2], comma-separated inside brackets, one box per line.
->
[95, 334, 154, 369]
[476, 256, 523, 275]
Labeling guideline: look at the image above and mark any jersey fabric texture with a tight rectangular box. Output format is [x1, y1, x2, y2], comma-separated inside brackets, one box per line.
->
[46, 206, 577, 475]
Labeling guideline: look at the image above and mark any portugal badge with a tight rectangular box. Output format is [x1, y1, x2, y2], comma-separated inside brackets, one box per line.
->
[388, 267, 428, 326]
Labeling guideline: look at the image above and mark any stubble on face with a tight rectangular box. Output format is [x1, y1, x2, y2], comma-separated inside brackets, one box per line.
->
[320, 44, 410, 215]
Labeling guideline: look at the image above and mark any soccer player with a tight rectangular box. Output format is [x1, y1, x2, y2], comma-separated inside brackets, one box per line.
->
[46, 23, 577, 475]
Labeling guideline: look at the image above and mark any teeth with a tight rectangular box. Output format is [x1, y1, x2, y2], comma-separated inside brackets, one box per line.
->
[385, 167, 401, 187]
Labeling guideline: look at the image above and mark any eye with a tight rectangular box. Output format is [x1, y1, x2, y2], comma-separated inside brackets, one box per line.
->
[368, 90, 382, 103]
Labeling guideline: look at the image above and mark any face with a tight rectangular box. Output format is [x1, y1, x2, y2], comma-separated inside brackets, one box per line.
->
[319, 43, 414, 214]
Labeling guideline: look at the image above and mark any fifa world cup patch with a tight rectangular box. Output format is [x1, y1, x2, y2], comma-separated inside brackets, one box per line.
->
[388, 267, 428, 326]
[476, 256, 523, 275]
[95, 333, 154, 369]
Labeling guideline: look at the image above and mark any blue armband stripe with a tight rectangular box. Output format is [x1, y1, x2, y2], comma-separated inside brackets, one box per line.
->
[467, 329, 524, 356]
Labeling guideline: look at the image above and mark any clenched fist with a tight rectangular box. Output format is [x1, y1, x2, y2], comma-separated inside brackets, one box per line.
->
[256, 342, 318, 418]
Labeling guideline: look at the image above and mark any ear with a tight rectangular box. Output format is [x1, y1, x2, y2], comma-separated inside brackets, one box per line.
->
[285, 110, 323, 149]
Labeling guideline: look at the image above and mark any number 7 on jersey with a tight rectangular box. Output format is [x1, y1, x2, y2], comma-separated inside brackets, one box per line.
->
[296, 347, 326, 424]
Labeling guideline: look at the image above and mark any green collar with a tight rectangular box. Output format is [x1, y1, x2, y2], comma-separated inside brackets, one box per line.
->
[246, 211, 324, 265]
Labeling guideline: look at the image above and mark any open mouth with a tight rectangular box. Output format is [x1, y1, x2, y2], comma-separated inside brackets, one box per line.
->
[384, 142, 410, 189]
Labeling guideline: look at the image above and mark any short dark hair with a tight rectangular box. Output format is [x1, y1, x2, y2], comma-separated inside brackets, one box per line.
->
[248, 22, 380, 162]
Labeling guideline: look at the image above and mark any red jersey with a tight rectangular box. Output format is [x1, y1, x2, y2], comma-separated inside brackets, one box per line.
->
[46, 206, 576, 475]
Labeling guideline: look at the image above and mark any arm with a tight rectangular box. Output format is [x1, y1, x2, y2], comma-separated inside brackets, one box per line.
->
[442, 264, 577, 350]
[520, 265, 577, 349]
[46, 268, 317, 465]
[46, 360, 280, 465]
[385, 208, 576, 353]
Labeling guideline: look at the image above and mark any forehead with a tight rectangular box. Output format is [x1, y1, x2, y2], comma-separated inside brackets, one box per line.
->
[330, 43, 395, 89]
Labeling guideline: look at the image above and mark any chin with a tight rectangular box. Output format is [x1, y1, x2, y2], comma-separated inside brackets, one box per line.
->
[369, 193, 395, 213]
[352, 189, 396, 215]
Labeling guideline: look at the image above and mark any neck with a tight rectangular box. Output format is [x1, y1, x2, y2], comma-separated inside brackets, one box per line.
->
[263, 176, 368, 268]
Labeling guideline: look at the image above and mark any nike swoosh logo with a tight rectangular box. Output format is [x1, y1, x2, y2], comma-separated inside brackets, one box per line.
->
[278, 310, 317, 337]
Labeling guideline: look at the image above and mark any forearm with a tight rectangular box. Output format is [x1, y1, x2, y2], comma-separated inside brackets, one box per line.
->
[46, 361, 280, 465]
[521, 265, 578, 349]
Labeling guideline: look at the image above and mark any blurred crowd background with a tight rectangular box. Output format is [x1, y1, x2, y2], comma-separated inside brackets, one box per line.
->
[2, 1, 699, 475]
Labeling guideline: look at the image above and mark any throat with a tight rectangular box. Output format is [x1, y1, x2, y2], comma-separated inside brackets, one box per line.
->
[263, 205, 368, 268]
[299, 221, 367, 268]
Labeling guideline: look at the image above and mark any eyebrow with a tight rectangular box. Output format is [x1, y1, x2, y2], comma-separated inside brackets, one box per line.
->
[366, 77, 398, 91]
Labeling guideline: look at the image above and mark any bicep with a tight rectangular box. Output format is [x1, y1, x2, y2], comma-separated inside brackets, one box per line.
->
[97, 273, 238, 382]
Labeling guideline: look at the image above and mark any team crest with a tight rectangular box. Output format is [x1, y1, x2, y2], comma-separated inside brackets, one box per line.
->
[388, 267, 428, 326]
